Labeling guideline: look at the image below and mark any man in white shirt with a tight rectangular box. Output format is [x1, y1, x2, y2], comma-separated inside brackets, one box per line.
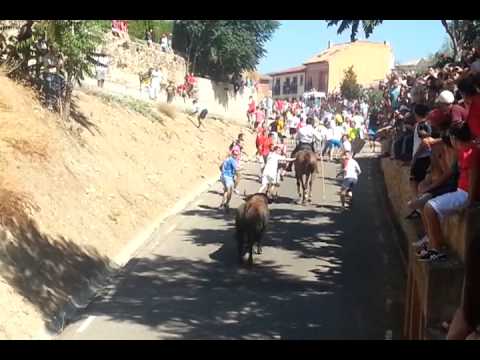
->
[286, 117, 322, 171]
[258, 145, 295, 195]
[149, 67, 163, 100]
[352, 111, 365, 129]
[340, 151, 362, 207]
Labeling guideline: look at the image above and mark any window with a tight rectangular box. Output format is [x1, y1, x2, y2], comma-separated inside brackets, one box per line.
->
[283, 77, 291, 95]
[300, 75, 304, 86]
[273, 78, 281, 96]
[291, 76, 298, 94]
[306, 78, 313, 91]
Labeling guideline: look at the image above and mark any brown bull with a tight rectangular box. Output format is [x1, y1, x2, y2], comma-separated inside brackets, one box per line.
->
[235, 193, 269, 266]
[294, 150, 318, 204]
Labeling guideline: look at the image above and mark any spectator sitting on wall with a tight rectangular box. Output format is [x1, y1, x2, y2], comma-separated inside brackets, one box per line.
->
[417, 122, 480, 263]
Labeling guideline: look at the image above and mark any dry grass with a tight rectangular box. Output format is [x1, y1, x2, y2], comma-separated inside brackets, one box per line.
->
[0, 187, 38, 228]
[157, 103, 177, 119]
[2, 138, 49, 161]
[0, 98, 11, 112]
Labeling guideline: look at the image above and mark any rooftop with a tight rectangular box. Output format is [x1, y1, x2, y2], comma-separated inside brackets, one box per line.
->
[267, 65, 306, 77]
[303, 40, 392, 65]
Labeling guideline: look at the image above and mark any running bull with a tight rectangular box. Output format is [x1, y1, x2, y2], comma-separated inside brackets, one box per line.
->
[235, 193, 269, 266]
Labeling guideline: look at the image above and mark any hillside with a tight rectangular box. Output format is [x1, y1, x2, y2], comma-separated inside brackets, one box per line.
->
[0, 73, 254, 339]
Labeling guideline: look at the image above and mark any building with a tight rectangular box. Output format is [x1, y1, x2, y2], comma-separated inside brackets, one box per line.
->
[394, 58, 429, 75]
[303, 40, 395, 94]
[257, 74, 272, 99]
[267, 66, 306, 100]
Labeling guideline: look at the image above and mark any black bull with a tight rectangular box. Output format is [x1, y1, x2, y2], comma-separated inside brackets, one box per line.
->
[235, 193, 270, 266]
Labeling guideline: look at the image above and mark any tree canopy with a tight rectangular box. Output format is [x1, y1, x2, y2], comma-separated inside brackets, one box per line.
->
[172, 20, 279, 81]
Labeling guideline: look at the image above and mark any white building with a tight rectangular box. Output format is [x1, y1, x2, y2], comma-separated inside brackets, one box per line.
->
[267, 66, 306, 100]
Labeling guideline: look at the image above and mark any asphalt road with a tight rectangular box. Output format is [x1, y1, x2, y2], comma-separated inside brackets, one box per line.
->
[58, 148, 406, 340]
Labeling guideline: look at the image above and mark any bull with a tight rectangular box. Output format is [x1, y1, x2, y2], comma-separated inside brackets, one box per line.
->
[235, 193, 269, 266]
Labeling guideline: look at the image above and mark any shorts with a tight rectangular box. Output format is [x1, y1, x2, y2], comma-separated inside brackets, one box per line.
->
[427, 189, 468, 220]
[328, 139, 342, 148]
[410, 156, 431, 183]
[342, 178, 358, 191]
[261, 174, 276, 187]
[221, 176, 235, 191]
[96, 68, 107, 81]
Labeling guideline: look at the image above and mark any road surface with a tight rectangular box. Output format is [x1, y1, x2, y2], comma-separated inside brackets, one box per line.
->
[59, 149, 406, 340]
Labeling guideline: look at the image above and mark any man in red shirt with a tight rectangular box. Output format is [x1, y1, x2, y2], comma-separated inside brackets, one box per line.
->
[260, 133, 274, 166]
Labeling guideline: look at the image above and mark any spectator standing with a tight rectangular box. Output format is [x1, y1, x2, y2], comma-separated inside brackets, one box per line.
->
[149, 67, 163, 100]
[145, 29, 153, 47]
[160, 33, 168, 52]
[407, 104, 432, 218]
[95, 50, 109, 88]
[167, 33, 173, 53]
[166, 81, 176, 103]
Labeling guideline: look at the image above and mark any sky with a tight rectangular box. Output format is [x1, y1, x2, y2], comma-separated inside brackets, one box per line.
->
[257, 20, 447, 74]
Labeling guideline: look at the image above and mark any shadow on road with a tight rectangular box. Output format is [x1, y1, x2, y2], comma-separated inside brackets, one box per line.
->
[67, 155, 405, 340]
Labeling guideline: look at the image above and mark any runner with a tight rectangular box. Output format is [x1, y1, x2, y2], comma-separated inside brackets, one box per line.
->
[258, 145, 295, 199]
[339, 151, 362, 208]
[219, 149, 240, 211]
[247, 96, 256, 126]
[229, 133, 246, 195]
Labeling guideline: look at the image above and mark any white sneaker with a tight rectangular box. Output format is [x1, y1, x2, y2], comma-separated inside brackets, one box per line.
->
[412, 236, 429, 249]
[233, 189, 240, 195]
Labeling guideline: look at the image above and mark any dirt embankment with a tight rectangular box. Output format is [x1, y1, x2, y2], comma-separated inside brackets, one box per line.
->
[0, 74, 254, 339]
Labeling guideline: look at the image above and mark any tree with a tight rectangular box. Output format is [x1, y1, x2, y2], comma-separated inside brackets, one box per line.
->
[326, 20, 383, 42]
[340, 66, 362, 101]
[172, 20, 279, 81]
[34, 20, 104, 120]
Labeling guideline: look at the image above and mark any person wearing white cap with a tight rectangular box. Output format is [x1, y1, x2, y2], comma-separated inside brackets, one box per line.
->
[436, 90, 455, 105]
[421, 90, 468, 151]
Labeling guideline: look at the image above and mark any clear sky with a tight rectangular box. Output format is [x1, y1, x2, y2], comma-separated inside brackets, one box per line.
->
[258, 20, 447, 74]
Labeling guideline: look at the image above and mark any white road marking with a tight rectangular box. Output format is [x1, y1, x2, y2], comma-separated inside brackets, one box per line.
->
[77, 315, 96, 333]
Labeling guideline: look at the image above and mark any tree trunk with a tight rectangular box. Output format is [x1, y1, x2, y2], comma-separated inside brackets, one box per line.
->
[62, 80, 73, 122]
[441, 20, 459, 62]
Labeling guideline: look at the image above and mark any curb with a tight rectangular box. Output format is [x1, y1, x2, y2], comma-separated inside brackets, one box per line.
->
[33, 174, 221, 340]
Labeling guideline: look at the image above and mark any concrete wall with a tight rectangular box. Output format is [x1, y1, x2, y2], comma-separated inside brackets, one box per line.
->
[194, 77, 257, 122]
[381, 157, 467, 260]
[98, 32, 259, 123]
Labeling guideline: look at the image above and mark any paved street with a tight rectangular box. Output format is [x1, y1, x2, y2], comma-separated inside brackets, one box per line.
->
[59, 149, 406, 340]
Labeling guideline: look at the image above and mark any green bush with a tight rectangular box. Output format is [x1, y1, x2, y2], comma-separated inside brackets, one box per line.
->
[127, 20, 173, 43]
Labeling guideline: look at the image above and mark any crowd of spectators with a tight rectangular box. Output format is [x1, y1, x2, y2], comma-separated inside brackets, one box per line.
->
[371, 44, 480, 340]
